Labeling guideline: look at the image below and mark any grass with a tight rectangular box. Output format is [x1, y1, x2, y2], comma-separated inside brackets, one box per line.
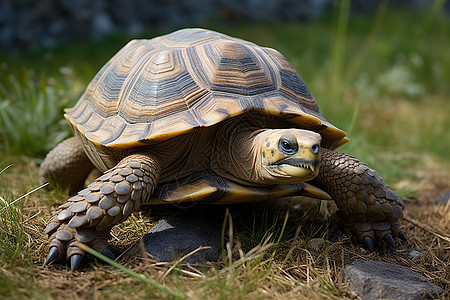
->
[0, 165, 30, 264]
[1, 4, 449, 300]
[0, 68, 83, 159]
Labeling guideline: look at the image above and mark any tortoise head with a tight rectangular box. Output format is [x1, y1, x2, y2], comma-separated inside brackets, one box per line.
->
[256, 129, 321, 184]
[213, 126, 322, 186]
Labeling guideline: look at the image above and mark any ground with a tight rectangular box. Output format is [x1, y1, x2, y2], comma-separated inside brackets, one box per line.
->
[0, 156, 448, 299]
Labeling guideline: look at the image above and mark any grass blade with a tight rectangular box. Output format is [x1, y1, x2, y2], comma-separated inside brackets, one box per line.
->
[79, 243, 183, 299]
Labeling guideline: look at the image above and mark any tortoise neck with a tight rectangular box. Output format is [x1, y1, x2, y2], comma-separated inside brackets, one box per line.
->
[212, 120, 266, 185]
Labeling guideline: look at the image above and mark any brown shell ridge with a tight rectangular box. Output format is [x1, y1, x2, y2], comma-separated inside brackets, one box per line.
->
[72, 100, 344, 149]
[65, 97, 88, 122]
[201, 41, 277, 96]
[118, 49, 203, 123]
[116, 48, 162, 119]
[259, 47, 320, 114]
[154, 28, 250, 49]
[88, 40, 151, 117]
[71, 90, 343, 149]
[65, 28, 348, 149]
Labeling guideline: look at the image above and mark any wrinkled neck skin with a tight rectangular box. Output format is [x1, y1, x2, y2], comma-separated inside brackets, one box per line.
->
[211, 120, 281, 186]
[211, 125, 260, 185]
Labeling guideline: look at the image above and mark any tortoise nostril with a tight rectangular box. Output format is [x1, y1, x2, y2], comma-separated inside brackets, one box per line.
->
[310, 144, 320, 154]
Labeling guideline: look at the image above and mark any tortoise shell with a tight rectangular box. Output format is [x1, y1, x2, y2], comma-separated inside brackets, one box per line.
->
[66, 28, 348, 150]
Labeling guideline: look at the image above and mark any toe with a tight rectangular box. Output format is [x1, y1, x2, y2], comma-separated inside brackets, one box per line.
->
[383, 233, 396, 248]
[398, 230, 407, 241]
[70, 254, 83, 271]
[45, 247, 60, 265]
[363, 236, 375, 252]
[102, 247, 115, 261]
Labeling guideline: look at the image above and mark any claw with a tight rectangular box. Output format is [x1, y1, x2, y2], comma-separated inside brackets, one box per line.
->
[383, 233, 396, 248]
[363, 236, 375, 252]
[102, 248, 115, 260]
[398, 230, 407, 241]
[70, 254, 83, 271]
[45, 246, 59, 265]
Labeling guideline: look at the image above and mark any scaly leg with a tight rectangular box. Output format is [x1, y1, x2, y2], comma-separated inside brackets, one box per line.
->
[44, 152, 160, 270]
[40, 137, 95, 195]
[313, 148, 406, 251]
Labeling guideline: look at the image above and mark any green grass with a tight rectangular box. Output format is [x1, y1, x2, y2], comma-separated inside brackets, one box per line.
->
[0, 68, 83, 159]
[1, 4, 449, 299]
[0, 165, 32, 264]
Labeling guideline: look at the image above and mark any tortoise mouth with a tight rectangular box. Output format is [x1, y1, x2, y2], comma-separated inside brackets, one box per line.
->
[269, 158, 320, 178]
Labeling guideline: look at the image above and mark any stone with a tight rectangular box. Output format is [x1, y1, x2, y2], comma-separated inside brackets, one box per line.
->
[343, 260, 443, 300]
[408, 251, 421, 261]
[125, 212, 221, 264]
[307, 238, 326, 250]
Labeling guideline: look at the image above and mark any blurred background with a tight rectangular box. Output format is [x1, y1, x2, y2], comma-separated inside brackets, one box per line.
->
[0, 0, 449, 191]
[0, 0, 449, 50]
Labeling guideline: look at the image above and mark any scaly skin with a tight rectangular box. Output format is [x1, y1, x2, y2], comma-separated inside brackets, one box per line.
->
[44, 152, 160, 270]
[40, 137, 94, 195]
[313, 148, 405, 249]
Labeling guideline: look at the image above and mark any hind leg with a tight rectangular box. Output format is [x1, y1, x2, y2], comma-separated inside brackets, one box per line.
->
[40, 137, 95, 195]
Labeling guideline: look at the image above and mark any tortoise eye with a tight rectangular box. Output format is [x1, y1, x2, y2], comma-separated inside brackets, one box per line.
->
[310, 144, 320, 154]
[279, 138, 298, 155]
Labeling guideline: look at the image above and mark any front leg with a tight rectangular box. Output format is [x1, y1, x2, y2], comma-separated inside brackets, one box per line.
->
[44, 153, 160, 270]
[313, 148, 406, 251]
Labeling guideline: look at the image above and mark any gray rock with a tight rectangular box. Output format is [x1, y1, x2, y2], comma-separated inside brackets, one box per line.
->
[408, 250, 421, 261]
[343, 260, 443, 300]
[307, 237, 326, 250]
[125, 212, 222, 264]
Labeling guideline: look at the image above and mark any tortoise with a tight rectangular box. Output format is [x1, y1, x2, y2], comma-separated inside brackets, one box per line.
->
[40, 28, 406, 271]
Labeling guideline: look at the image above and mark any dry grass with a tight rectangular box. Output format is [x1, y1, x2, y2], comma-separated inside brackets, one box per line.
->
[0, 155, 448, 299]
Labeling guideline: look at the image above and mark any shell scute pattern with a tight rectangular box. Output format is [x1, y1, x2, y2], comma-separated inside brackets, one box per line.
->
[65, 28, 347, 151]
[202, 41, 276, 95]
